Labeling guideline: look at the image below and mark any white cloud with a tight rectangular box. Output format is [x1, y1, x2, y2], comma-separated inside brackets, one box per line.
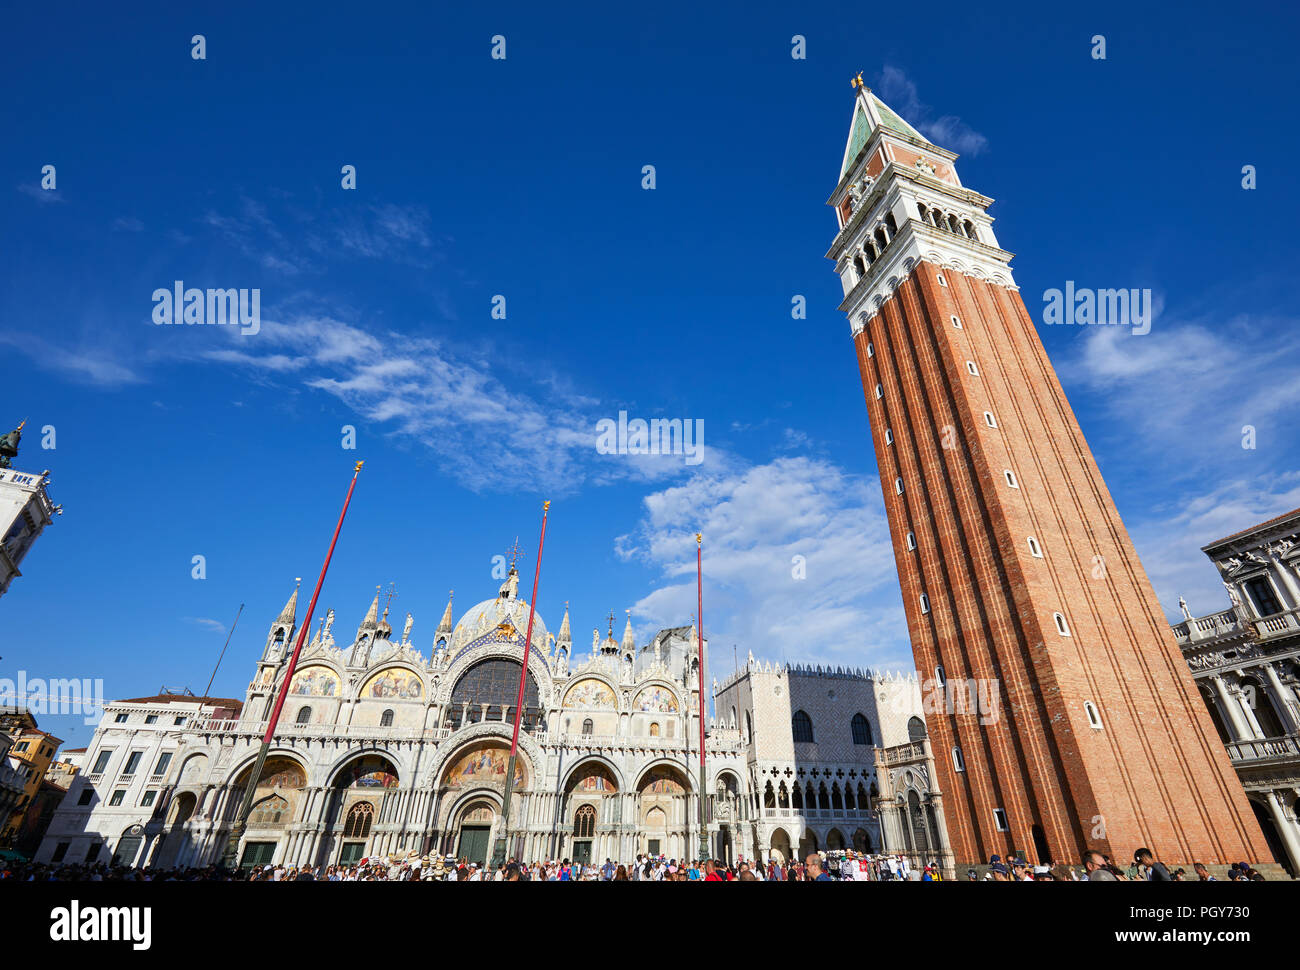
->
[876, 66, 989, 157]
[1059, 315, 1300, 465]
[619, 457, 914, 672]
[1128, 473, 1300, 622]
[205, 314, 729, 494]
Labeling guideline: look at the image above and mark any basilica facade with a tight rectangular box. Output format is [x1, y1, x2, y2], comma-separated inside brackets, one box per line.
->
[39, 563, 935, 870]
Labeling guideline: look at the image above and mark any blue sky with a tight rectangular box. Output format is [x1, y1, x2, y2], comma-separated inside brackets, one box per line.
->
[3, 1, 1299, 749]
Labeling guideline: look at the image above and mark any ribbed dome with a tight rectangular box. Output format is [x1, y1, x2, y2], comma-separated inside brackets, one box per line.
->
[454, 592, 549, 640]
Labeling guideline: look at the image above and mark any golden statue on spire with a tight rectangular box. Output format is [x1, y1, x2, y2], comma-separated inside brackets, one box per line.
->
[850, 71, 868, 93]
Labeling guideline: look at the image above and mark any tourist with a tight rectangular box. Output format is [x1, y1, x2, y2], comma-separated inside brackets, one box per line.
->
[1133, 847, 1172, 882]
[805, 853, 832, 881]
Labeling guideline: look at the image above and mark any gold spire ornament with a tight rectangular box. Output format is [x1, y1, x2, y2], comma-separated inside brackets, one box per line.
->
[850, 71, 868, 93]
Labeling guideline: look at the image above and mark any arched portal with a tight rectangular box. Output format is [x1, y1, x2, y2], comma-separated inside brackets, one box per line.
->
[770, 827, 792, 864]
[323, 753, 399, 868]
[563, 761, 618, 864]
[637, 765, 689, 859]
[232, 756, 307, 869]
[437, 740, 533, 861]
[453, 799, 498, 867]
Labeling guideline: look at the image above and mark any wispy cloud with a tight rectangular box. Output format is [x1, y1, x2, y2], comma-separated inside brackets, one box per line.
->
[184, 617, 228, 633]
[0, 331, 143, 387]
[1059, 313, 1300, 464]
[617, 457, 912, 672]
[876, 66, 989, 157]
[202, 314, 729, 494]
[1054, 312, 1300, 620]
[17, 182, 67, 204]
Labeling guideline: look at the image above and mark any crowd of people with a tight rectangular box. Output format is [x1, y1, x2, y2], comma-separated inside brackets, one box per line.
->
[0, 846, 1273, 882]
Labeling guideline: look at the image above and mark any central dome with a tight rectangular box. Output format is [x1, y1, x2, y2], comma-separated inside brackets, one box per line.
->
[454, 591, 549, 641]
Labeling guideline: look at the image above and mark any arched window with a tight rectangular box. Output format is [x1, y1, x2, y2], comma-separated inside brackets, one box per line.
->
[964, 220, 977, 240]
[851, 713, 873, 745]
[907, 716, 927, 742]
[1004, 470, 1019, 488]
[831, 784, 844, 810]
[792, 710, 815, 743]
[966, 360, 979, 375]
[1027, 536, 1043, 558]
[894, 477, 904, 495]
[917, 203, 930, 222]
[295, 706, 312, 725]
[853, 254, 865, 276]
[450, 658, 541, 731]
[1053, 612, 1071, 636]
[764, 781, 776, 808]
[885, 428, 894, 445]
[1084, 701, 1103, 729]
[874, 226, 888, 251]
[573, 804, 596, 839]
[875, 382, 883, 399]
[344, 801, 374, 839]
[380, 709, 394, 727]
[905, 531, 915, 550]
[867, 342, 874, 358]
[952, 746, 966, 772]
[744, 712, 753, 746]
[919, 593, 931, 614]
[791, 782, 803, 809]
[582, 718, 594, 736]
[844, 785, 856, 810]
[649, 722, 660, 737]
[885, 212, 898, 235]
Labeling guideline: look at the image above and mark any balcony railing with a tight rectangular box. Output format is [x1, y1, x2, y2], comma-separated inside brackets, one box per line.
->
[1174, 607, 1300, 647]
[1256, 609, 1300, 641]
[1226, 733, 1300, 765]
[180, 718, 746, 751]
[881, 741, 927, 766]
[1172, 608, 1243, 645]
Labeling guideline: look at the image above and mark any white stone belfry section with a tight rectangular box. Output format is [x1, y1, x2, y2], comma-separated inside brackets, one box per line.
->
[827, 83, 1017, 338]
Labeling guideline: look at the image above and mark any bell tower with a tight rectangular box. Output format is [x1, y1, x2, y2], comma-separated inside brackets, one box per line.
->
[828, 77, 1272, 870]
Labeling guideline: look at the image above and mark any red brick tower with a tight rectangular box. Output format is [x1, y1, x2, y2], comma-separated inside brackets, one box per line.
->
[827, 80, 1271, 870]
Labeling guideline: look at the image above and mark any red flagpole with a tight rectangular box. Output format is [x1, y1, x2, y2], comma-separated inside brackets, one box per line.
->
[221, 461, 363, 869]
[495, 500, 549, 865]
[696, 532, 708, 861]
[262, 461, 364, 744]
[510, 500, 550, 756]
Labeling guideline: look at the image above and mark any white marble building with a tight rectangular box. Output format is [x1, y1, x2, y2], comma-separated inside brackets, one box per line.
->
[714, 657, 950, 872]
[38, 567, 749, 868]
[1173, 507, 1300, 876]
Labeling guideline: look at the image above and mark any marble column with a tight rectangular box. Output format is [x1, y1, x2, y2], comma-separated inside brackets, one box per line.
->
[1262, 664, 1300, 735]
[1211, 675, 1253, 740]
[1265, 790, 1300, 877]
